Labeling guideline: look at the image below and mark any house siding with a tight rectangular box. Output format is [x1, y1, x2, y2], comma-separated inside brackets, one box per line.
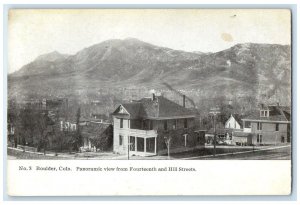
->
[113, 116, 201, 155]
[113, 117, 130, 154]
[249, 121, 289, 145]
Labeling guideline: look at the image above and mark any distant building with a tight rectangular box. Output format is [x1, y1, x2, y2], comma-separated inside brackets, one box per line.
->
[224, 114, 252, 145]
[21, 97, 68, 111]
[111, 94, 203, 156]
[225, 114, 242, 130]
[59, 116, 91, 132]
[241, 104, 291, 145]
[60, 120, 77, 132]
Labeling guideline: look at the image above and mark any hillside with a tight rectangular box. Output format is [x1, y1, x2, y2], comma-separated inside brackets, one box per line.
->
[8, 38, 291, 111]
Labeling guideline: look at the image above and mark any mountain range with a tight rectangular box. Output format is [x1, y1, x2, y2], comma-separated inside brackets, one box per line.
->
[8, 38, 291, 109]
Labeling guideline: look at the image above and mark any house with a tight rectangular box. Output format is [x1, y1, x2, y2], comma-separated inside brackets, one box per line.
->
[225, 114, 242, 130]
[111, 94, 203, 156]
[81, 122, 113, 152]
[241, 104, 291, 145]
[60, 119, 77, 132]
[224, 114, 252, 145]
[59, 115, 94, 132]
[205, 114, 251, 145]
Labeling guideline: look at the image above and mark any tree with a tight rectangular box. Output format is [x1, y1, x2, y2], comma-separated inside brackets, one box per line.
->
[8, 105, 19, 148]
[72, 107, 83, 151]
[15, 108, 37, 151]
[51, 111, 61, 155]
[35, 111, 48, 154]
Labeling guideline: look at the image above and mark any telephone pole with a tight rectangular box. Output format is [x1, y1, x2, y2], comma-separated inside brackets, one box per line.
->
[209, 107, 220, 157]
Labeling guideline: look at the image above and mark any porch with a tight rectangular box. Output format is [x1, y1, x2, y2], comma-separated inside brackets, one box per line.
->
[128, 129, 157, 156]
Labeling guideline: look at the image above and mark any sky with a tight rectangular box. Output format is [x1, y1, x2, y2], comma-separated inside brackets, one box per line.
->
[8, 9, 291, 73]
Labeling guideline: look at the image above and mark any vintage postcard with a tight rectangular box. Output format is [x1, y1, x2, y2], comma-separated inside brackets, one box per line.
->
[6, 9, 292, 196]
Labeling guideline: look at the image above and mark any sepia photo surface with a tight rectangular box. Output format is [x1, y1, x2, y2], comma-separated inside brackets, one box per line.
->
[6, 9, 292, 196]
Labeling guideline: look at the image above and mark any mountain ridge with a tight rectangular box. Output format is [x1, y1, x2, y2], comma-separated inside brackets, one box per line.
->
[8, 38, 291, 108]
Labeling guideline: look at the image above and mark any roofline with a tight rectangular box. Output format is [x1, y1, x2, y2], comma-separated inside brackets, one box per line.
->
[241, 119, 291, 123]
[145, 115, 197, 120]
[225, 114, 242, 127]
[224, 115, 232, 125]
[194, 129, 207, 132]
[111, 104, 131, 116]
[112, 114, 196, 120]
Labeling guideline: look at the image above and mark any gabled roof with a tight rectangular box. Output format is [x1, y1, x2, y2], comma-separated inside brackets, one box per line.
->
[242, 104, 291, 122]
[112, 96, 197, 120]
[226, 114, 243, 127]
[121, 102, 145, 119]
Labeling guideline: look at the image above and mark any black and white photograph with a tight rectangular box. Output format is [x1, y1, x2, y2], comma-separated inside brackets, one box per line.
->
[4, 8, 294, 197]
[7, 9, 291, 161]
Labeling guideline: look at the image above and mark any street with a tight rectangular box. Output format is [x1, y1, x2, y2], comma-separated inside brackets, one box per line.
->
[186, 145, 291, 160]
[7, 145, 291, 160]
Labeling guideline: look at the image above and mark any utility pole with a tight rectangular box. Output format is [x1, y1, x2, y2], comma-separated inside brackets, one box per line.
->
[128, 136, 130, 160]
[209, 107, 220, 157]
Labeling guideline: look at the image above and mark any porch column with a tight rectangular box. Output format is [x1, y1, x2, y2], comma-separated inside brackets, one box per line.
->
[154, 137, 157, 154]
[144, 138, 146, 153]
[135, 137, 137, 153]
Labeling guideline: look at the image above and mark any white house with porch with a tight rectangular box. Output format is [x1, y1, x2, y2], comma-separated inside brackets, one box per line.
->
[111, 94, 199, 156]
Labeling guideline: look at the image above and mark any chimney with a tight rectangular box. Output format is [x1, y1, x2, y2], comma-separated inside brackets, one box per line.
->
[183, 95, 186, 108]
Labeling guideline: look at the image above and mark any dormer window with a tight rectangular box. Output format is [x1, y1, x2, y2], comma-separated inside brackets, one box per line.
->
[260, 110, 269, 117]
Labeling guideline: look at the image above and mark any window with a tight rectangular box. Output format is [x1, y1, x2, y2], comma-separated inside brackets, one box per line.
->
[260, 110, 269, 117]
[120, 118, 123, 128]
[260, 123, 262, 130]
[260, 135, 263, 143]
[184, 119, 188, 129]
[164, 121, 168, 130]
[257, 134, 262, 143]
[275, 123, 279, 131]
[257, 122, 262, 130]
[119, 135, 123, 146]
[260, 110, 264, 117]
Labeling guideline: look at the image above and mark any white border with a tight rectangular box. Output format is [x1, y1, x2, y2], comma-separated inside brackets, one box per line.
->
[1, 0, 299, 204]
